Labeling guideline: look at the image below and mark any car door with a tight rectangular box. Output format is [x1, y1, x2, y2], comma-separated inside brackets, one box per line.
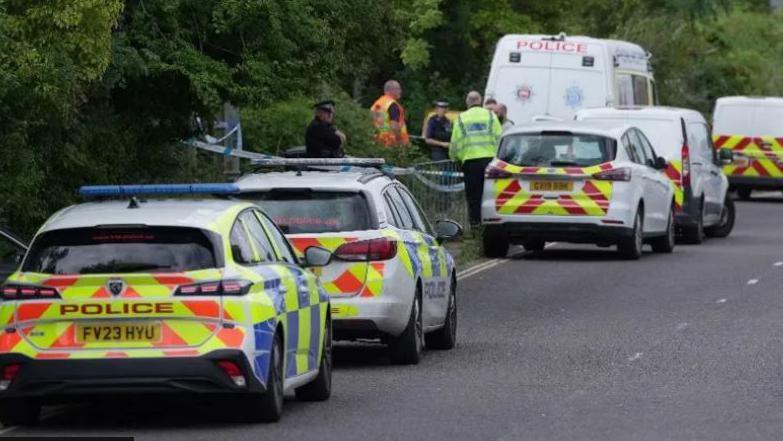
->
[626, 130, 666, 232]
[396, 185, 450, 328]
[636, 129, 673, 231]
[689, 122, 724, 223]
[0, 229, 26, 283]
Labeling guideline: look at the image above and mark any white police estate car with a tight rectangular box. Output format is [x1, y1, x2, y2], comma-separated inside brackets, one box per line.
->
[234, 159, 462, 365]
[481, 121, 676, 259]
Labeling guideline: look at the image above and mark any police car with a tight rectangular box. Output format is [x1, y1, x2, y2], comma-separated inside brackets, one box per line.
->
[481, 121, 676, 259]
[0, 184, 333, 425]
[234, 159, 462, 365]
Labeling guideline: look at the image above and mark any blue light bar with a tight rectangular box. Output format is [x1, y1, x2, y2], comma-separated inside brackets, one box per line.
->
[78, 183, 239, 198]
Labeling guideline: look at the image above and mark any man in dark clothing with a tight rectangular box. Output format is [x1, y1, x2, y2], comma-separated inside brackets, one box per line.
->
[424, 100, 452, 161]
[305, 100, 346, 158]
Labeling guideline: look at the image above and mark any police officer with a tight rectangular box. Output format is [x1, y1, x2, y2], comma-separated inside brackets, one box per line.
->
[450, 91, 502, 226]
[305, 100, 346, 158]
[424, 100, 452, 161]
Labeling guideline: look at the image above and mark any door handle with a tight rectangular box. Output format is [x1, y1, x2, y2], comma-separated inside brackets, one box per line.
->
[710, 170, 720, 176]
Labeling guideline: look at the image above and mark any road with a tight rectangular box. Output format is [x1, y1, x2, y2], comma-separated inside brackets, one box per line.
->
[6, 197, 783, 440]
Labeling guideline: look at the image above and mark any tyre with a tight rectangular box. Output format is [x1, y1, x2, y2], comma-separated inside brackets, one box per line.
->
[389, 289, 423, 365]
[522, 240, 545, 252]
[618, 208, 643, 260]
[682, 200, 705, 244]
[244, 332, 284, 423]
[705, 196, 735, 238]
[425, 276, 457, 350]
[651, 204, 675, 253]
[295, 314, 332, 401]
[0, 399, 41, 427]
[737, 188, 752, 200]
[482, 231, 509, 258]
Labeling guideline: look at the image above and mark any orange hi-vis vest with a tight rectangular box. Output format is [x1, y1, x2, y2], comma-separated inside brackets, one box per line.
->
[371, 95, 410, 146]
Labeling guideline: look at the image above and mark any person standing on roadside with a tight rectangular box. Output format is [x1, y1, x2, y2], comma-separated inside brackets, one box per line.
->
[484, 98, 498, 113]
[305, 100, 346, 158]
[495, 103, 515, 132]
[424, 100, 452, 161]
[450, 91, 502, 226]
[371, 80, 410, 147]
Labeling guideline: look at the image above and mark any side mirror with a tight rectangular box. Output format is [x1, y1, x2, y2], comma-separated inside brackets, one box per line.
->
[435, 219, 463, 242]
[654, 156, 668, 170]
[718, 148, 734, 165]
[303, 246, 332, 268]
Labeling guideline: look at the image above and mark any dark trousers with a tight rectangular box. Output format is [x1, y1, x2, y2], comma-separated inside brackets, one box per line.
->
[462, 157, 493, 226]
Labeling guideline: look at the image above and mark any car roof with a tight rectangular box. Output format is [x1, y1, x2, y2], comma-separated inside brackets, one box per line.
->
[576, 106, 704, 122]
[503, 120, 632, 139]
[234, 170, 394, 193]
[39, 199, 253, 233]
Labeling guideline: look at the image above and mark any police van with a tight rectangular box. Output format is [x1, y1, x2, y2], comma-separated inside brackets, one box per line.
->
[484, 34, 656, 124]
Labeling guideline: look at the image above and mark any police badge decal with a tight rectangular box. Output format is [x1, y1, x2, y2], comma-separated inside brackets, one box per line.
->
[107, 279, 126, 297]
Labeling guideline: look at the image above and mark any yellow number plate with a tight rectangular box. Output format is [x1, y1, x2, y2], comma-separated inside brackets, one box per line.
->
[530, 181, 573, 192]
[76, 323, 161, 343]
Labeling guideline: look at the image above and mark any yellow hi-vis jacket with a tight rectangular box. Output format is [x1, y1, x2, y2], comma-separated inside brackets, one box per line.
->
[449, 106, 502, 163]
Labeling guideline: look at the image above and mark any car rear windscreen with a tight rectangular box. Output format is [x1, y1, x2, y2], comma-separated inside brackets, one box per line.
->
[23, 227, 219, 275]
[246, 190, 373, 234]
[498, 133, 617, 167]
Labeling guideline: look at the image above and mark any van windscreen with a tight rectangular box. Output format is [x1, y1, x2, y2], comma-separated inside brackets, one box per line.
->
[498, 133, 617, 167]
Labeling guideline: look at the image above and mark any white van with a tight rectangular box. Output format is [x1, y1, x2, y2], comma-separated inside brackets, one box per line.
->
[712, 96, 783, 199]
[484, 34, 656, 125]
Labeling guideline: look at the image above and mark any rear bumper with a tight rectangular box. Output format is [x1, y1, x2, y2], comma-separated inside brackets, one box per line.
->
[0, 349, 264, 400]
[332, 295, 411, 339]
[728, 176, 783, 190]
[484, 222, 634, 244]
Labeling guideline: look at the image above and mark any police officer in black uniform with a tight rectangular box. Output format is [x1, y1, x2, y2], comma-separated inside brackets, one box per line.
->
[424, 100, 452, 161]
[305, 100, 346, 158]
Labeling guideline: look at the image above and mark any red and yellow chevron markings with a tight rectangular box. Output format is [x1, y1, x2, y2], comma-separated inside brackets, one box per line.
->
[663, 160, 684, 211]
[714, 135, 783, 178]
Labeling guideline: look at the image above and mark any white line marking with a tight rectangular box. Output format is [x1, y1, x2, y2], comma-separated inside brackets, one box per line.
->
[457, 243, 557, 281]
[747, 279, 759, 285]
[628, 352, 643, 362]
[676, 322, 689, 331]
[717, 298, 727, 304]
[775, 262, 783, 267]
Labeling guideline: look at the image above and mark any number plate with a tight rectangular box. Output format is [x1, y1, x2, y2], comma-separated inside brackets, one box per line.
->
[530, 181, 573, 192]
[76, 322, 161, 343]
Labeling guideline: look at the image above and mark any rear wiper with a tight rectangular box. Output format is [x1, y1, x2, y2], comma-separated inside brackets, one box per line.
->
[549, 161, 579, 167]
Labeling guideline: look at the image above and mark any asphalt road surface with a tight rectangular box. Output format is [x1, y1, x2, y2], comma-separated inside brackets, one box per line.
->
[5, 196, 783, 441]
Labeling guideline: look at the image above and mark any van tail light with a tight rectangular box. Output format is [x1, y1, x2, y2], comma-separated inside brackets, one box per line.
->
[1, 284, 60, 301]
[335, 238, 398, 262]
[174, 279, 253, 296]
[592, 167, 631, 182]
[485, 165, 512, 179]
[217, 360, 246, 387]
[681, 144, 691, 187]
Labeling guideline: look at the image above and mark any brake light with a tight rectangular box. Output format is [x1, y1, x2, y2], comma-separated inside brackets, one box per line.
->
[0, 364, 20, 390]
[592, 167, 631, 182]
[335, 238, 398, 262]
[681, 144, 691, 187]
[174, 279, 253, 296]
[0, 284, 61, 301]
[485, 165, 512, 179]
[217, 360, 246, 387]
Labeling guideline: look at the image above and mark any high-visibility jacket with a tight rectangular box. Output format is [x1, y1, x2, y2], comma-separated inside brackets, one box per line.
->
[449, 106, 502, 163]
[371, 95, 410, 146]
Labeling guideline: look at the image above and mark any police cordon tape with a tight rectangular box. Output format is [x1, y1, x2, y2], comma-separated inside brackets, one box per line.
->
[184, 139, 465, 192]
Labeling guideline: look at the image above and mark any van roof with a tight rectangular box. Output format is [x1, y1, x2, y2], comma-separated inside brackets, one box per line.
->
[503, 120, 632, 139]
[715, 96, 783, 106]
[576, 106, 705, 122]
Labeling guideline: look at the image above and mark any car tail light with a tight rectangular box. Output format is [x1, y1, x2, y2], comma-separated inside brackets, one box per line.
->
[0, 284, 61, 301]
[681, 144, 691, 187]
[485, 165, 512, 179]
[592, 167, 631, 182]
[174, 280, 253, 296]
[0, 364, 20, 391]
[335, 238, 398, 262]
[217, 360, 246, 387]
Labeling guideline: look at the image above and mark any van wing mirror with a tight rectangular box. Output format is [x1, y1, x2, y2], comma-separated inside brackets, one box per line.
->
[718, 148, 734, 165]
[654, 156, 668, 170]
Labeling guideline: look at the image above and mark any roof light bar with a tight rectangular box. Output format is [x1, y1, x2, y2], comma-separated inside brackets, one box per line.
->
[250, 158, 386, 167]
[79, 183, 239, 198]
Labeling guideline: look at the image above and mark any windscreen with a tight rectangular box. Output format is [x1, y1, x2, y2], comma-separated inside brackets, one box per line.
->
[248, 190, 373, 234]
[713, 103, 783, 136]
[23, 227, 219, 275]
[498, 133, 617, 167]
[580, 117, 681, 158]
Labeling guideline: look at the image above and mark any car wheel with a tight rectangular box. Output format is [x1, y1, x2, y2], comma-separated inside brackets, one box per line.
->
[682, 200, 705, 244]
[737, 188, 752, 200]
[522, 240, 545, 252]
[618, 208, 643, 260]
[651, 204, 675, 253]
[705, 196, 735, 238]
[244, 332, 284, 423]
[425, 276, 457, 350]
[482, 231, 509, 258]
[390, 288, 423, 365]
[0, 399, 40, 427]
[295, 314, 332, 401]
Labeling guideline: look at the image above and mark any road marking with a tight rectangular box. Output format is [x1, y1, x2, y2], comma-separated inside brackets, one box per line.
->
[628, 352, 643, 362]
[775, 262, 783, 267]
[676, 322, 689, 331]
[717, 298, 727, 304]
[457, 243, 557, 281]
[747, 279, 759, 285]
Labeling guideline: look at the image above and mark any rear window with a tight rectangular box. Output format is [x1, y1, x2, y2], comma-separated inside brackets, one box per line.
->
[23, 227, 220, 275]
[714, 103, 783, 137]
[579, 117, 681, 158]
[498, 132, 617, 167]
[245, 190, 373, 234]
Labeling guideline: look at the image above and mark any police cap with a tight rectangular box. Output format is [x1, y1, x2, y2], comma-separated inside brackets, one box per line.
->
[314, 100, 336, 112]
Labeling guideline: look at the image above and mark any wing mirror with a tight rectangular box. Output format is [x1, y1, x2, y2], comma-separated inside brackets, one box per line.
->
[654, 156, 668, 170]
[303, 246, 332, 268]
[718, 148, 734, 165]
[435, 219, 463, 243]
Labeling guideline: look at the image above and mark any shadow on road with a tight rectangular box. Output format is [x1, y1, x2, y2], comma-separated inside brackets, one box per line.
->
[333, 343, 392, 368]
[514, 248, 648, 262]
